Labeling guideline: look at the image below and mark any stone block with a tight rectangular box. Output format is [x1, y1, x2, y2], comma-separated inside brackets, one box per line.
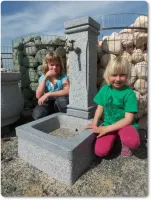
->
[67, 107, 96, 119]
[16, 113, 96, 185]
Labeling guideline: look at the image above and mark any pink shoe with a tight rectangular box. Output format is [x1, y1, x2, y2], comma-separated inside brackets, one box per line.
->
[121, 143, 132, 157]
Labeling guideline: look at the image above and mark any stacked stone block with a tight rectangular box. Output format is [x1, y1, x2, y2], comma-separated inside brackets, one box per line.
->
[12, 35, 66, 109]
[12, 16, 148, 121]
[96, 15, 148, 121]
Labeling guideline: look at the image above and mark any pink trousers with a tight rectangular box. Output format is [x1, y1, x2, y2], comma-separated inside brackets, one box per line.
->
[94, 125, 140, 157]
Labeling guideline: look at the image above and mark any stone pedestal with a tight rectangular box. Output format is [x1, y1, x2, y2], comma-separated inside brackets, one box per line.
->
[65, 17, 100, 119]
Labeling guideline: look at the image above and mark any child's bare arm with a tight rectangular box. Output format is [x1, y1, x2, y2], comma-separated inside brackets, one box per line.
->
[85, 105, 103, 129]
[94, 112, 135, 137]
[46, 80, 69, 97]
[36, 78, 47, 99]
[38, 80, 70, 105]
[107, 112, 134, 131]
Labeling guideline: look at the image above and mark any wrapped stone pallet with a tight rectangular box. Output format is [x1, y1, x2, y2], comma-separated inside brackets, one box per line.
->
[12, 35, 66, 109]
[97, 15, 148, 121]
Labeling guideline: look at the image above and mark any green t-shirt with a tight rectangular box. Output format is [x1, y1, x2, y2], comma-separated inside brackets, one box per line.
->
[93, 85, 139, 130]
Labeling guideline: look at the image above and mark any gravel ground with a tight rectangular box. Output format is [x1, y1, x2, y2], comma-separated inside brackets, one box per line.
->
[1, 135, 148, 197]
[1, 112, 148, 197]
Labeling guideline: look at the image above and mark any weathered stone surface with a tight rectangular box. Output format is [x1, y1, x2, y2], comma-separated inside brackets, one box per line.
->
[129, 64, 137, 86]
[135, 16, 148, 28]
[35, 49, 49, 64]
[134, 91, 147, 120]
[101, 54, 116, 68]
[143, 51, 148, 63]
[23, 42, 38, 56]
[27, 68, 39, 83]
[135, 61, 147, 79]
[132, 49, 144, 63]
[37, 65, 43, 76]
[102, 36, 122, 55]
[30, 82, 39, 92]
[23, 56, 37, 68]
[13, 50, 24, 65]
[134, 32, 148, 48]
[120, 32, 134, 47]
[121, 51, 132, 63]
[23, 35, 35, 44]
[12, 38, 24, 50]
[134, 79, 147, 95]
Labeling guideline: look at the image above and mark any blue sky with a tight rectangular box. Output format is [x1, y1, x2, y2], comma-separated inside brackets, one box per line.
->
[1, 1, 148, 47]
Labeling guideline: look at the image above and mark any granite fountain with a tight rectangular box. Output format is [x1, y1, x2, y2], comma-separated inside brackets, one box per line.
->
[16, 16, 100, 185]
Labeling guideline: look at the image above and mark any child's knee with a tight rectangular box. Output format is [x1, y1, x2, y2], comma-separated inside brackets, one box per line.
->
[120, 126, 141, 149]
[123, 138, 140, 149]
[32, 106, 48, 120]
[54, 96, 69, 113]
[94, 144, 111, 157]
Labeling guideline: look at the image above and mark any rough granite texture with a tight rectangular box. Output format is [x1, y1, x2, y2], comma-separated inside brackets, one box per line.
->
[65, 16, 99, 119]
[16, 113, 96, 185]
[64, 16, 100, 29]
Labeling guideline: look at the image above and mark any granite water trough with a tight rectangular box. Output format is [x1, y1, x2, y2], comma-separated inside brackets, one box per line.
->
[16, 113, 96, 185]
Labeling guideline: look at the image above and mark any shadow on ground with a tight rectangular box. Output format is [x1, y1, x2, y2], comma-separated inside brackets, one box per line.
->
[1, 109, 34, 138]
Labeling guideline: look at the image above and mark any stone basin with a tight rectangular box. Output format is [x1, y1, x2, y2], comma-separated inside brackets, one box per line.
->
[16, 113, 96, 185]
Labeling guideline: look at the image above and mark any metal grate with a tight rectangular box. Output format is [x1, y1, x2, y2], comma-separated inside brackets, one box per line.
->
[94, 13, 148, 40]
[1, 46, 13, 69]
[95, 13, 148, 121]
[1, 34, 66, 70]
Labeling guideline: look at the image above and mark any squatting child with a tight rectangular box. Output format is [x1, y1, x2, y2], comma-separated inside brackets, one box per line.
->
[85, 56, 140, 157]
[32, 52, 69, 120]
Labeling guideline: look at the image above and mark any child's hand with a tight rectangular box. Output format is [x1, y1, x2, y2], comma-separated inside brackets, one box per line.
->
[45, 70, 56, 80]
[85, 123, 97, 130]
[38, 93, 49, 105]
[92, 126, 108, 138]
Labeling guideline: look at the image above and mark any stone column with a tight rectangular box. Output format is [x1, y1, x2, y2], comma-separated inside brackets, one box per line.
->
[64, 17, 100, 119]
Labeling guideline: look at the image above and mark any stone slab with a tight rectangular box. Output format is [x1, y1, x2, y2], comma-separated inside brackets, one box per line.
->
[67, 108, 96, 119]
[64, 16, 100, 30]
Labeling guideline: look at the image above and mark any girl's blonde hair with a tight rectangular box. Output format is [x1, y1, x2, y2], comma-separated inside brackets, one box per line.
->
[42, 51, 64, 75]
[103, 56, 131, 85]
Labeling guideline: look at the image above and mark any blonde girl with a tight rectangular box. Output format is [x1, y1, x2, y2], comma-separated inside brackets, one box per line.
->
[85, 56, 140, 157]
